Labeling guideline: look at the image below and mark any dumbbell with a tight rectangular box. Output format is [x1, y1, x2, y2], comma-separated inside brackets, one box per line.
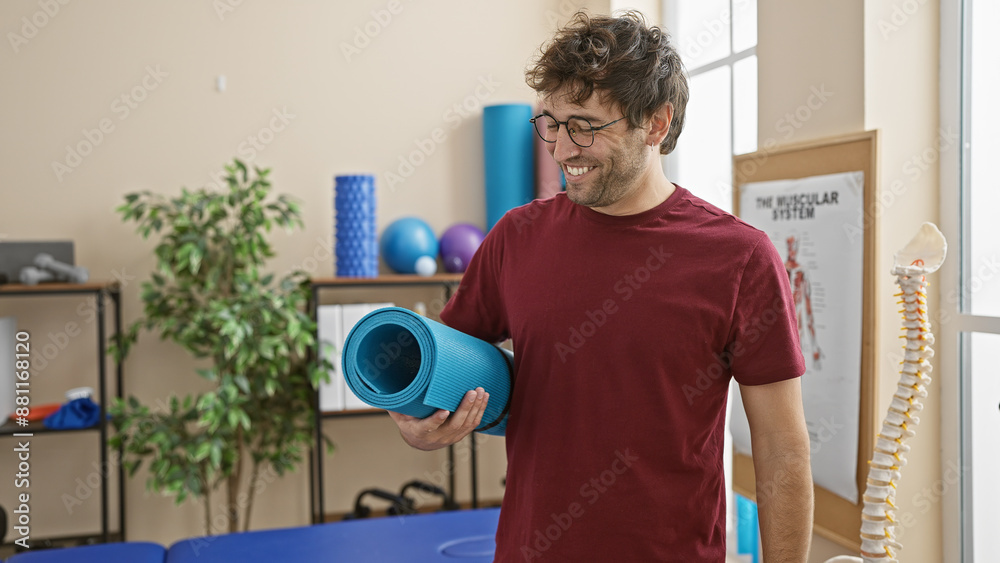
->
[34, 253, 89, 283]
[342, 488, 416, 520]
[398, 480, 460, 512]
[19, 266, 57, 285]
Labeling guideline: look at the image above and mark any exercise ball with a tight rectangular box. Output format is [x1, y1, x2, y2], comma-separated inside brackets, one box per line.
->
[380, 217, 439, 274]
[439, 223, 485, 273]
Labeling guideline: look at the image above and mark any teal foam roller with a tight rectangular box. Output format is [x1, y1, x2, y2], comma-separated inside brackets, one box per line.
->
[341, 307, 511, 436]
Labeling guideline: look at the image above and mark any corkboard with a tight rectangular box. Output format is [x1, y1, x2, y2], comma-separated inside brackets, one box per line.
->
[731, 130, 880, 552]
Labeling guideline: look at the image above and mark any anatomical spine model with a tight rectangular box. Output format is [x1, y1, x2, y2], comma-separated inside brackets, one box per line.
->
[827, 223, 947, 563]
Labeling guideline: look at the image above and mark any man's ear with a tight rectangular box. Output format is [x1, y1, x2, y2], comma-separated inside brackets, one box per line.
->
[646, 103, 674, 147]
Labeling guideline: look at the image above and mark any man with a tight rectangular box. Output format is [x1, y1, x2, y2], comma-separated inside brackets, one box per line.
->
[389, 12, 813, 562]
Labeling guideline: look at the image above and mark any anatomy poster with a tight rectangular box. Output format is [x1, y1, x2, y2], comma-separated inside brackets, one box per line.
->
[730, 171, 864, 504]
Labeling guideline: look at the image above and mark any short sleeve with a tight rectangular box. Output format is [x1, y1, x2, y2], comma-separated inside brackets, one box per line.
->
[439, 216, 510, 344]
[727, 234, 806, 385]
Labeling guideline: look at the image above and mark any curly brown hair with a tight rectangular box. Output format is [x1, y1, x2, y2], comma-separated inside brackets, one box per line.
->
[525, 11, 688, 155]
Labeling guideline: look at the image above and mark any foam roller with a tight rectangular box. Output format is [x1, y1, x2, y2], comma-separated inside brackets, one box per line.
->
[335, 174, 377, 278]
[341, 307, 511, 436]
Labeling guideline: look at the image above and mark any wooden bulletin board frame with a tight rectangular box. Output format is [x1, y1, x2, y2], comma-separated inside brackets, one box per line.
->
[731, 130, 879, 552]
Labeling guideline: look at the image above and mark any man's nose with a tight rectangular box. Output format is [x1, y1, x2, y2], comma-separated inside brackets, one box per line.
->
[551, 126, 580, 161]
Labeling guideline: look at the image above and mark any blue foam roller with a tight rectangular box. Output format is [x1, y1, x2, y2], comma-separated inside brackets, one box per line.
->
[483, 104, 535, 231]
[335, 174, 377, 277]
[341, 307, 511, 435]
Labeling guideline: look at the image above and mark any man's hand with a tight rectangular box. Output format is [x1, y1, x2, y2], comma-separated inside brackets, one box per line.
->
[387, 387, 490, 451]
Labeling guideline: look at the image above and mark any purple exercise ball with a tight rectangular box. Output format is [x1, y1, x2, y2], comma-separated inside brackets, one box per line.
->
[439, 223, 485, 273]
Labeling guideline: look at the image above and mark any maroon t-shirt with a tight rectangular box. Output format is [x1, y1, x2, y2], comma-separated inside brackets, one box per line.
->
[441, 187, 804, 562]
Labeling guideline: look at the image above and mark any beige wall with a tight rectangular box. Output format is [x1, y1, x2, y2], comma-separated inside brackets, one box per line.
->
[759, 0, 944, 561]
[758, 0, 866, 145]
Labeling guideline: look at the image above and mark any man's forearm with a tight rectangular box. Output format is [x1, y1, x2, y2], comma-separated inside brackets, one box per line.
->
[753, 448, 814, 562]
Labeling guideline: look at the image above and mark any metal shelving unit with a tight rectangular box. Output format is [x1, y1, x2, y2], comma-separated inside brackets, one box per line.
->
[0, 282, 124, 545]
[307, 274, 484, 524]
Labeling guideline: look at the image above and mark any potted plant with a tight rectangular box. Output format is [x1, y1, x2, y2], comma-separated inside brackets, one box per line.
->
[110, 159, 330, 534]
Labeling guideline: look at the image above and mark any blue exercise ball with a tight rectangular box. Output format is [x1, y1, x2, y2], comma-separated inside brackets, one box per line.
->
[380, 217, 439, 274]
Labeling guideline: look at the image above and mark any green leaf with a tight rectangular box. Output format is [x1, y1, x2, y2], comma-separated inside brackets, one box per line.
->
[234, 374, 250, 394]
[192, 441, 212, 462]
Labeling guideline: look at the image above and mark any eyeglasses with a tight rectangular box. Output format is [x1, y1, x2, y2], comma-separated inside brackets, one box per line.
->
[529, 114, 626, 148]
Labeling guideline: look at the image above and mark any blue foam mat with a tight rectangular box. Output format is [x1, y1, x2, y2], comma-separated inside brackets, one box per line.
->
[165, 508, 500, 563]
[341, 307, 511, 436]
[4, 542, 165, 563]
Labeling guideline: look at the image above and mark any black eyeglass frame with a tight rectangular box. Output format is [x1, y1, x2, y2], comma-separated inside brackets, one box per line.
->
[529, 114, 627, 148]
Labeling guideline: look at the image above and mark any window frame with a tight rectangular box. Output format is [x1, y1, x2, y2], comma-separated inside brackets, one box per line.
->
[662, 0, 757, 208]
[939, 0, 1000, 560]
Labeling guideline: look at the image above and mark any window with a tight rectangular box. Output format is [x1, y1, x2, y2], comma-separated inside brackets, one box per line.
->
[941, 0, 1000, 560]
[662, 0, 757, 212]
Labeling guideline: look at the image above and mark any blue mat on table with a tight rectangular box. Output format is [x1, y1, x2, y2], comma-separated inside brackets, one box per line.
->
[5, 542, 165, 563]
[341, 307, 512, 436]
[166, 508, 501, 563]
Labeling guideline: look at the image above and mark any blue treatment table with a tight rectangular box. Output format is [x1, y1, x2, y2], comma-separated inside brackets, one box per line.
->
[4, 542, 165, 563]
[166, 508, 500, 563]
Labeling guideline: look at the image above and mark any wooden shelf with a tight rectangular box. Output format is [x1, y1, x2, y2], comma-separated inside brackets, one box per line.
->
[311, 274, 462, 287]
[0, 281, 120, 295]
[0, 418, 102, 436]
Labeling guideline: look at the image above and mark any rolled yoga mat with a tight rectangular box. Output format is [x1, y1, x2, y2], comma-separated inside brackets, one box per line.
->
[483, 103, 535, 231]
[341, 307, 511, 436]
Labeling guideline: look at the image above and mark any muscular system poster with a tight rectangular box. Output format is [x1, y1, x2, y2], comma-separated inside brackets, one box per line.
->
[731, 170, 865, 504]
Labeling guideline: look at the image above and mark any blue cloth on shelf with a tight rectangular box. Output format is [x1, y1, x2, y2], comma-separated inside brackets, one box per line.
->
[43, 397, 100, 429]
